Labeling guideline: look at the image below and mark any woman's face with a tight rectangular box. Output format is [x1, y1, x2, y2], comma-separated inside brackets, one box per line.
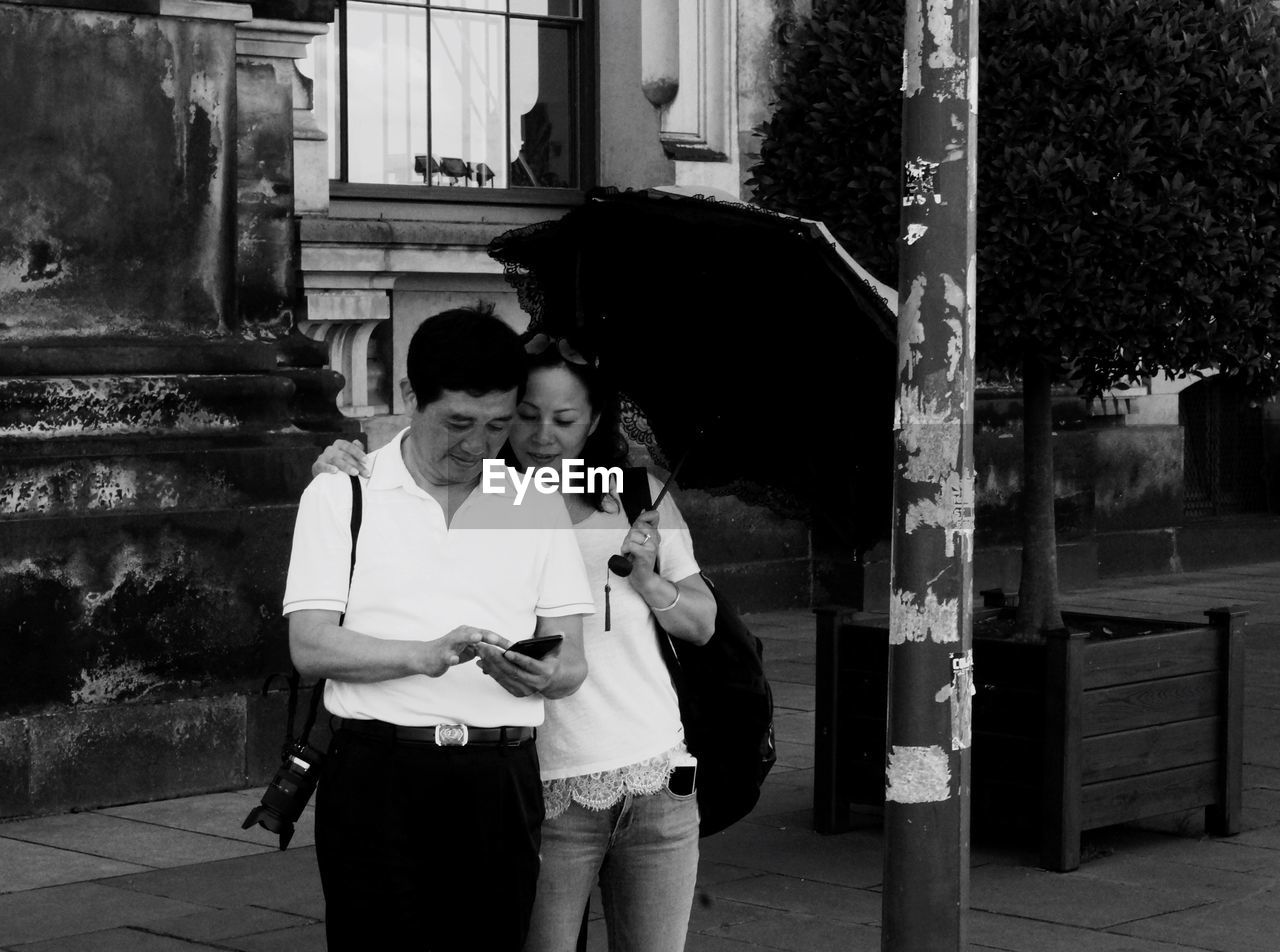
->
[510, 365, 600, 470]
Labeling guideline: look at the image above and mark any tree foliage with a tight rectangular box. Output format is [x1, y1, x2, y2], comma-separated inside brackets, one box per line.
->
[750, 0, 1280, 396]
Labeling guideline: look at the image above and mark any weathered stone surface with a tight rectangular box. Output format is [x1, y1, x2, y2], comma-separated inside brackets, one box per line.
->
[705, 560, 811, 613]
[1179, 516, 1280, 572]
[27, 697, 245, 814]
[1097, 528, 1180, 579]
[0, 811, 268, 868]
[0, 0, 353, 822]
[99, 790, 308, 846]
[970, 862, 1209, 929]
[107, 846, 323, 915]
[1, 435, 331, 518]
[0, 837, 149, 895]
[0, 507, 298, 715]
[678, 489, 809, 566]
[812, 555, 871, 609]
[0, 718, 32, 817]
[236, 58, 297, 332]
[148, 905, 315, 943]
[0, 376, 296, 440]
[0, 881, 209, 948]
[973, 424, 1097, 547]
[0, 4, 236, 340]
[1093, 425, 1183, 532]
[0, 339, 279, 376]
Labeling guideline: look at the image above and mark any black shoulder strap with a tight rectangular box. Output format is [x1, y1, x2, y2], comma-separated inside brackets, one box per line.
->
[346, 474, 363, 585]
[296, 474, 363, 747]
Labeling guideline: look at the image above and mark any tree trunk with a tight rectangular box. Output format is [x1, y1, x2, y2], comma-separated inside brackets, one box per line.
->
[1017, 352, 1064, 640]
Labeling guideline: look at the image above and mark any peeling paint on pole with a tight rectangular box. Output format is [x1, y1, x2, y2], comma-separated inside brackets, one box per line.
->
[901, 421, 960, 482]
[898, 276, 928, 387]
[903, 471, 975, 557]
[943, 274, 967, 380]
[889, 587, 959, 644]
[934, 650, 975, 751]
[967, 254, 978, 363]
[904, 157, 942, 206]
[926, 0, 968, 102]
[885, 0, 977, 942]
[902, 8, 924, 96]
[885, 745, 951, 803]
[925, 0, 957, 69]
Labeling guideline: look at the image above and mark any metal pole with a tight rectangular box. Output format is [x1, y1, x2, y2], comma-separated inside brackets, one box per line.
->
[882, 0, 977, 949]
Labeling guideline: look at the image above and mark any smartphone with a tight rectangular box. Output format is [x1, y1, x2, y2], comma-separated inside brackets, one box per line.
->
[503, 634, 564, 660]
[668, 764, 698, 797]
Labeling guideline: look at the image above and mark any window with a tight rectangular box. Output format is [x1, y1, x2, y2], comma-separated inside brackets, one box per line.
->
[305, 0, 591, 192]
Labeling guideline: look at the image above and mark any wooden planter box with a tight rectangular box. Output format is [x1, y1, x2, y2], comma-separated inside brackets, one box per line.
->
[813, 604, 1245, 871]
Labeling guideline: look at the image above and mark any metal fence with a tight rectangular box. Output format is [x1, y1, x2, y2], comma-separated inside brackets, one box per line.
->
[1181, 377, 1268, 518]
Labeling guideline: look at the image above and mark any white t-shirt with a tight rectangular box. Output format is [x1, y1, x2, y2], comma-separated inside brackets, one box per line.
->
[282, 429, 594, 728]
[536, 473, 701, 780]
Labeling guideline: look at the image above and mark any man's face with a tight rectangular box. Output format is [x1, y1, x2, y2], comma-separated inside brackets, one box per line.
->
[409, 388, 517, 486]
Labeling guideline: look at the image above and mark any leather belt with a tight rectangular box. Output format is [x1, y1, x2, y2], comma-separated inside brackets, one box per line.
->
[339, 718, 536, 748]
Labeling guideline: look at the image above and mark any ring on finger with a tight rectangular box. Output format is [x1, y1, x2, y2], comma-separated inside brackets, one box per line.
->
[641, 532, 651, 544]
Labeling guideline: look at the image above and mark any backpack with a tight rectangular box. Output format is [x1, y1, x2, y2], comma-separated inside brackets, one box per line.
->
[619, 467, 777, 836]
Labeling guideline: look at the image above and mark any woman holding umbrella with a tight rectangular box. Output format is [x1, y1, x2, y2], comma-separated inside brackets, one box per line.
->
[312, 331, 717, 952]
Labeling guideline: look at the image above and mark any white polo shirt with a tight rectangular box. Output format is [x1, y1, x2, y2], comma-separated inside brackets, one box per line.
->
[282, 429, 594, 728]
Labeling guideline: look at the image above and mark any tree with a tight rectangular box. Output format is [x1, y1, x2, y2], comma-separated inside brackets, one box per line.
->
[750, 0, 1280, 638]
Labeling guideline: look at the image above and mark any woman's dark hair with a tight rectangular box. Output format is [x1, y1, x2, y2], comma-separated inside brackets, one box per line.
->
[406, 308, 525, 409]
[504, 343, 631, 513]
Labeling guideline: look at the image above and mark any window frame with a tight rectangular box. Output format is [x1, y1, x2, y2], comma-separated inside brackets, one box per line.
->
[326, 0, 598, 202]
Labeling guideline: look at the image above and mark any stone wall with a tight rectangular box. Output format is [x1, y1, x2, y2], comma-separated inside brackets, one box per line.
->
[836, 384, 1280, 613]
[0, 0, 352, 819]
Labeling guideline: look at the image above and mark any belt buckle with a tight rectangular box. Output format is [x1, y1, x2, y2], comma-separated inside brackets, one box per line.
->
[434, 724, 469, 747]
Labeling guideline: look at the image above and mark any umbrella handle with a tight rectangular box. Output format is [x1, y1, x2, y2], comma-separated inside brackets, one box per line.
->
[607, 553, 635, 578]
[608, 440, 698, 579]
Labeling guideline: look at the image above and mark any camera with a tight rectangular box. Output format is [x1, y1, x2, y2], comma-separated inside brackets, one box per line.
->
[242, 741, 323, 849]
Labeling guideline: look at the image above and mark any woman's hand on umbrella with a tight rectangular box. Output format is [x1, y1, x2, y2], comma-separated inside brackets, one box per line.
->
[621, 509, 661, 577]
[312, 439, 369, 478]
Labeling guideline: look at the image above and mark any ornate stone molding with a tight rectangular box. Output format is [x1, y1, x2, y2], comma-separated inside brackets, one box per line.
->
[298, 289, 392, 418]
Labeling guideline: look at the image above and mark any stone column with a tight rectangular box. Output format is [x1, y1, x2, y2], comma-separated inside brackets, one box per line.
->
[0, 0, 352, 818]
[236, 17, 329, 330]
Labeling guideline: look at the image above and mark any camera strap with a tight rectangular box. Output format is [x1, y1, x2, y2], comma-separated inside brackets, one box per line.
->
[282, 473, 364, 752]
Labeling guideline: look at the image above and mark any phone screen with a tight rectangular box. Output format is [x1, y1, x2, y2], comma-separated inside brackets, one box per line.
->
[504, 634, 564, 660]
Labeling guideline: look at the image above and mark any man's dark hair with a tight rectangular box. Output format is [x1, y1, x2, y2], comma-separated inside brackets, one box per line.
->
[406, 308, 526, 410]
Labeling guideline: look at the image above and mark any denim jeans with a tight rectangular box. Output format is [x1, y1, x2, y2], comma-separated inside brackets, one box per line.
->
[524, 786, 700, 952]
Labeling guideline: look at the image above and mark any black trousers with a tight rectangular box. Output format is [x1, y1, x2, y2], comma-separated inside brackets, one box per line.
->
[316, 725, 544, 951]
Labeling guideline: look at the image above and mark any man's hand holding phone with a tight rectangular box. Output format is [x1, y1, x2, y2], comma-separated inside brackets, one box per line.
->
[475, 634, 565, 698]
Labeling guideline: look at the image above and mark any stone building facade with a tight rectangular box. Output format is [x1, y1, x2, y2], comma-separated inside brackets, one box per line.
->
[0, 0, 817, 817]
[4, 0, 1277, 818]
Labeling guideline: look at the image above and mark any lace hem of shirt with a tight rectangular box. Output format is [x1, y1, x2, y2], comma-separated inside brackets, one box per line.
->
[542, 747, 683, 820]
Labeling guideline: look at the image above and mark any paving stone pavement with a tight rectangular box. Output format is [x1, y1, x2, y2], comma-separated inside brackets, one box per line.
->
[3, 562, 1280, 950]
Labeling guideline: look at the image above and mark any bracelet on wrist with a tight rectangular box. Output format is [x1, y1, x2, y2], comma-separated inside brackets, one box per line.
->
[651, 587, 681, 613]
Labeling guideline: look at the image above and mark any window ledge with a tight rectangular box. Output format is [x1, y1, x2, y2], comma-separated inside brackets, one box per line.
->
[329, 182, 587, 207]
[661, 143, 730, 163]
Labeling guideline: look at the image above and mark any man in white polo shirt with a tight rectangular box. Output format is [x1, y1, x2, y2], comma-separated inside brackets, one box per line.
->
[283, 308, 594, 951]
